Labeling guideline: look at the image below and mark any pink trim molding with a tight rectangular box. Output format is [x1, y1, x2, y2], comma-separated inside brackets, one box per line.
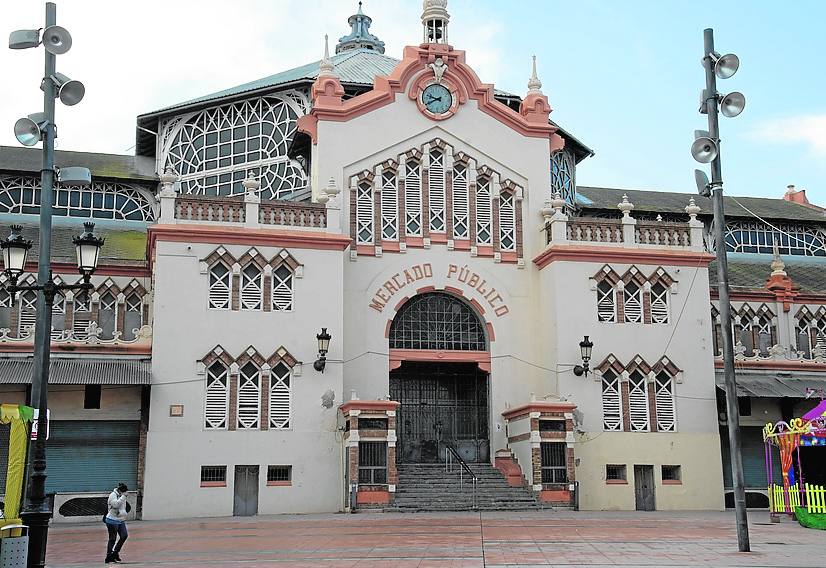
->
[534, 244, 715, 269]
[389, 348, 491, 372]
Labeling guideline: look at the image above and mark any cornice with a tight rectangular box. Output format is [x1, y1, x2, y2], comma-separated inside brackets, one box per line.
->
[533, 244, 715, 269]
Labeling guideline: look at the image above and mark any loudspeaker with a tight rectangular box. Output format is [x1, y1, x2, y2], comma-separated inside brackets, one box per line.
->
[13, 115, 44, 147]
[691, 131, 718, 164]
[694, 169, 711, 197]
[720, 91, 745, 118]
[53, 73, 85, 106]
[714, 53, 739, 80]
[42, 25, 72, 55]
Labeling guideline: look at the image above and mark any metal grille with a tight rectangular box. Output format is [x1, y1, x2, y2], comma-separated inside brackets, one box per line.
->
[358, 441, 387, 484]
[356, 180, 374, 244]
[240, 264, 263, 311]
[389, 292, 486, 351]
[550, 149, 576, 208]
[99, 292, 117, 340]
[540, 442, 568, 484]
[724, 221, 826, 257]
[123, 293, 143, 341]
[380, 170, 398, 239]
[661, 464, 681, 481]
[237, 362, 261, 429]
[269, 362, 291, 429]
[267, 465, 291, 482]
[200, 465, 227, 483]
[606, 464, 626, 481]
[623, 282, 643, 323]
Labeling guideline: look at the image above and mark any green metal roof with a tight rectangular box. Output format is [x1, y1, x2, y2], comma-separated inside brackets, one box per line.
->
[710, 258, 826, 295]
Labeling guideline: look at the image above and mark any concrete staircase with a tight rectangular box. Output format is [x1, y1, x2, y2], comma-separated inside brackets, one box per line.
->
[390, 462, 540, 511]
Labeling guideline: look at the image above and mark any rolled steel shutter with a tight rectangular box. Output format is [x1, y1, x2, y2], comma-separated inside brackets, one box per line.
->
[720, 426, 780, 488]
[0, 423, 9, 494]
[45, 420, 139, 493]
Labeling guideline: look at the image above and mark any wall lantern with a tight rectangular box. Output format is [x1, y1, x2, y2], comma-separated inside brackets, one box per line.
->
[573, 336, 594, 377]
[314, 327, 332, 373]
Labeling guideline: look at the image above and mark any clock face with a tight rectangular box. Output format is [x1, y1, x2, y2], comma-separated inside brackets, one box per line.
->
[422, 83, 453, 115]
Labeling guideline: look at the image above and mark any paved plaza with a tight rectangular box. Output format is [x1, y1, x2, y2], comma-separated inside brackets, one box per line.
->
[45, 510, 824, 567]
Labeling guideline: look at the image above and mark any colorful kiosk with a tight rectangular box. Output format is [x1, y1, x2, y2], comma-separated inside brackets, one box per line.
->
[763, 400, 826, 529]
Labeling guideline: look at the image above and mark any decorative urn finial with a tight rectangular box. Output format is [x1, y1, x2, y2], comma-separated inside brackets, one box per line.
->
[771, 240, 786, 276]
[527, 55, 542, 93]
[617, 193, 635, 218]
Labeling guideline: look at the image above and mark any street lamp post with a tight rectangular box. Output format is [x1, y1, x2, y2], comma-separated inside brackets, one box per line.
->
[6, 3, 99, 566]
[691, 28, 750, 553]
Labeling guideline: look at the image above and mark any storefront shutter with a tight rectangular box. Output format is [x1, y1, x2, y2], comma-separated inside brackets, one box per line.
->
[45, 420, 139, 493]
[0, 423, 9, 495]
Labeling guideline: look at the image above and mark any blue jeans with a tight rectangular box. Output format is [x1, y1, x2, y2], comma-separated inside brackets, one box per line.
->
[105, 518, 128, 557]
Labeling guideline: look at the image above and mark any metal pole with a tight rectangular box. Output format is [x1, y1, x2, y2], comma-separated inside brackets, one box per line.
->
[704, 27, 750, 553]
[20, 3, 58, 567]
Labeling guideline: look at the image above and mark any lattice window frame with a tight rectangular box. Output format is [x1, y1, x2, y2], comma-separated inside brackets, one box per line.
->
[238, 248, 266, 312]
[795, 306, 826, 357]
[201, 346, 234, 430]
[428, 147, 446, 233]
[498, 189, 516, 252]
[550, 149, 576, 208]
[236, 356, 263, 430]
[734, 303, 776, 357]
[267, 347, 298, 430]
[389, 292, 487, 351]
[452, 159, 470, 240]
[404, 157, 423, 237]
[475, 175, 493, 246]
[354, 175, 375, 245]
[723, 220, 826, 257]
[626, 370, 650, 432]
[600, 369, 623, 432]
[380, 167, 398, 240]
[652, 357, 680, 432]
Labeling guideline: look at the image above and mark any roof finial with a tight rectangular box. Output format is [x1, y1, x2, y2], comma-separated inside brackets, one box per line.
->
[527, 54, 542, 93]
[771, 239, 787, 276]
[336, 1, 385, 54]
[319, 34, 336, 76]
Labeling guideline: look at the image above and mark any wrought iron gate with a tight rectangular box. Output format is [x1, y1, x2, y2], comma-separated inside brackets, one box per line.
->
[389, 361, 489, 463]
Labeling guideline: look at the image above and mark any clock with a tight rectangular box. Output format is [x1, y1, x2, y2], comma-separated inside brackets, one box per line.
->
[421, 83, 453, 116]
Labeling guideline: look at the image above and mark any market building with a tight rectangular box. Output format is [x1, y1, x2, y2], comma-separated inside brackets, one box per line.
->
[0, 1, 823, 520]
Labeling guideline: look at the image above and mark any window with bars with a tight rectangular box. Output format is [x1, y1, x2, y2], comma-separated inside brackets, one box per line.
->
[405, 159, 422, 236]
[267, 465, 292, 484]
[597, 280, 616, 323]
[240, 264, 263, 311]
[623, 282, 643, 323]
[452, 163, 469, 239]
[475, 176, 492, 245]
[208, 262, 232, 310]
[269, 362, 291, 429]
[428, 148, 446, 233]
[271, 265, 293, 311]
[200, 465, 227, 485]
[380, 170, 398, 240]
[627, 371, 650, 432]
[355, 179, 374, 245]
[650, 282, 669, 324]
[237, 362, 261, 429]
[98, 292, 117, 340]
[389, 292, 486, 351]
[606, 464, 627, 481]
[661, 464, 681, 482]
[601, 370, 623, 431]
[499, 191, 516, 251]
[540, 442, 568, 484]
[654, 371, 676, 432]
[358, 441, 387, 484]
[205, 361, 229, 429]
[123, 293, 143, 341]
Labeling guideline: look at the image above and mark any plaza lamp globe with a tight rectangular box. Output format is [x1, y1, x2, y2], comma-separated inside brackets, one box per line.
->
[72, 221, 104, 279]
[1, 225, 33, 279]
[579, 336, 594, 362]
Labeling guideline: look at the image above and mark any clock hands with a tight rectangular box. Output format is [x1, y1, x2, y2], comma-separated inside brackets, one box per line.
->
[425, 94, 443, 103]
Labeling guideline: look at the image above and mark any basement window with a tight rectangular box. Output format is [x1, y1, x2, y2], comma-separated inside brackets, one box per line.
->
[84, 384, 101, 409]
[267, 465, 292, 486]
[200, 465, 227, 487]
[662, 465, 682, 483]
[606, 464, 627, 483]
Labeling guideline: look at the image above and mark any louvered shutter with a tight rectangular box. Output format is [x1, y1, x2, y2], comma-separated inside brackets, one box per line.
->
[73, 293, 92, 337]
[205, 361, 229, 429]
[623, 283, 643, 323]
[208, 263, 231, 310]
[380, 170, 398, 240]
[18, 290, 37, 336]
[628, 371, 650, 431]
[405, 160, 422, 236]
[452, 163, 469, 239]
[651, 283, 669, 324]
[655, 372, 676, 432]
[237, 362, 260, 429]
[601, 371, 622, 431]
[123, 293, 143, 341]
[271, 265, 293, 311]
[475, 177, 492, 245]
[356, 180, 374, 244]
[428, 149, 446, 232]
[240, 264, 263, 311]
[269, 362, 291, 429]
[98, 293, 117, 340]
[499, 191, 516, 251]
[597, 281, 616, 323]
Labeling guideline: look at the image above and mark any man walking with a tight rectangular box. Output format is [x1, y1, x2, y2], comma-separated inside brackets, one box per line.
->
[104, 483, 129, 563]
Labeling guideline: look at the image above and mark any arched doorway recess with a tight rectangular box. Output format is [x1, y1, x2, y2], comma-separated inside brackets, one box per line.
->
[388, 292, 490, 463]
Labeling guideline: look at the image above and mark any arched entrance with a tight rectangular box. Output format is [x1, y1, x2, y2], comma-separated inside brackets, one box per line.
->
[388, 292, 490, 463]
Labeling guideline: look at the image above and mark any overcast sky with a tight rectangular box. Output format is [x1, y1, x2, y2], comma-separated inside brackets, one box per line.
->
[1, 0, 824, 203]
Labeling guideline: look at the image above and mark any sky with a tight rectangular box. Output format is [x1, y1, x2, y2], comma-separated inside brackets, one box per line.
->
[0, 0, 824, 203]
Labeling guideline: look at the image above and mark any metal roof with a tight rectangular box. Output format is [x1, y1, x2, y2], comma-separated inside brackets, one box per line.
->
[0, 146, 156, 182]
[716, 374, 826, 398]
[710, 259, 826, 295]
[577, 186, 826, 223]
[15, 222, 148, 266]
[0, 358, 151, 385]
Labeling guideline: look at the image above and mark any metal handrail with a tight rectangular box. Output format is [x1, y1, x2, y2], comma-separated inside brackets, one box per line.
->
[443, 442, 478, 509]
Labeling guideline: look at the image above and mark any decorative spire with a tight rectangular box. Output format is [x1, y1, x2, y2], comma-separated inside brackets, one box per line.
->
[422, 0, 449, 44]
[319, 34, 336, 76]
[527, 55, 542, 93]
[771, 239, 786, 276]
[336, 2, 385, 54]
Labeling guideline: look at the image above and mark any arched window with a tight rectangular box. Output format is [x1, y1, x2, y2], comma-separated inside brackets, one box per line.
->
[601, 369, 623, 431]
[734, 304, 775, 357]
[796, 307, 826, 358]
[160, 95, 308, 200]
[237, 362, 261, 429]
[123, 293, 143, 341]
[389, 292, 486, 351]
[627, 370, 650, 432]
[623, 281, 643, 323]
[655, 371, 676, 432]
[269, 362, 291, 429]
[271, 264, 293, 311]
[205, 360, 229, 429]
[208, 262, 232, 310]
[51, 292, 66, 340]
[240, 264, 263, 311]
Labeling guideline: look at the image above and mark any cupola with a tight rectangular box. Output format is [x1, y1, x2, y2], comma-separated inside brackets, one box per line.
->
[422, 0, 449, 44]
[336, 2, 385, 54]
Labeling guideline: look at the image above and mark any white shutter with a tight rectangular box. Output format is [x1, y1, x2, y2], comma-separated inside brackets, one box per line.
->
[271, 265, 293, 311]
[628, 372, 650, 431]
[452, 163, 469, 239]
[18, 290, 37, 337]
[205, 362, 229, 429]
[405, 160, 422, 236]
[651, 283, 669, 324]
[655, 373, 676, 432]
[208, 263, 232, 310]
[51, 295, 66, 340]
[597, 281, 616, 323]
[623, 283, 643, 323]
[475, 177, 492, 245]
[602, 372, 622, 431]
[240, 264, 263, 311]
[269, 362, 292, 429]
[356, 180, 374, 244]
[237, 362, 261, 429]
[428, 149, 446, 232]
[380, 170, 398, 240]
[499, 191, 516, 251]
[73, 293, 92, 337]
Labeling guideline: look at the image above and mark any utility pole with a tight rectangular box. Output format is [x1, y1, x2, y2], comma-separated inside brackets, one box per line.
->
[698, 27, 750, 552]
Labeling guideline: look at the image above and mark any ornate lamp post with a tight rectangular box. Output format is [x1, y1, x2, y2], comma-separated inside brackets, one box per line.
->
[6, 3, 98, 566]
[314, 328, 332, 372]
[573, 336, 594, 377]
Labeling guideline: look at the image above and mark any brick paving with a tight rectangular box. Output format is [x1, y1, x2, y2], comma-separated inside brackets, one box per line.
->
[45, 510, 824, 567]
